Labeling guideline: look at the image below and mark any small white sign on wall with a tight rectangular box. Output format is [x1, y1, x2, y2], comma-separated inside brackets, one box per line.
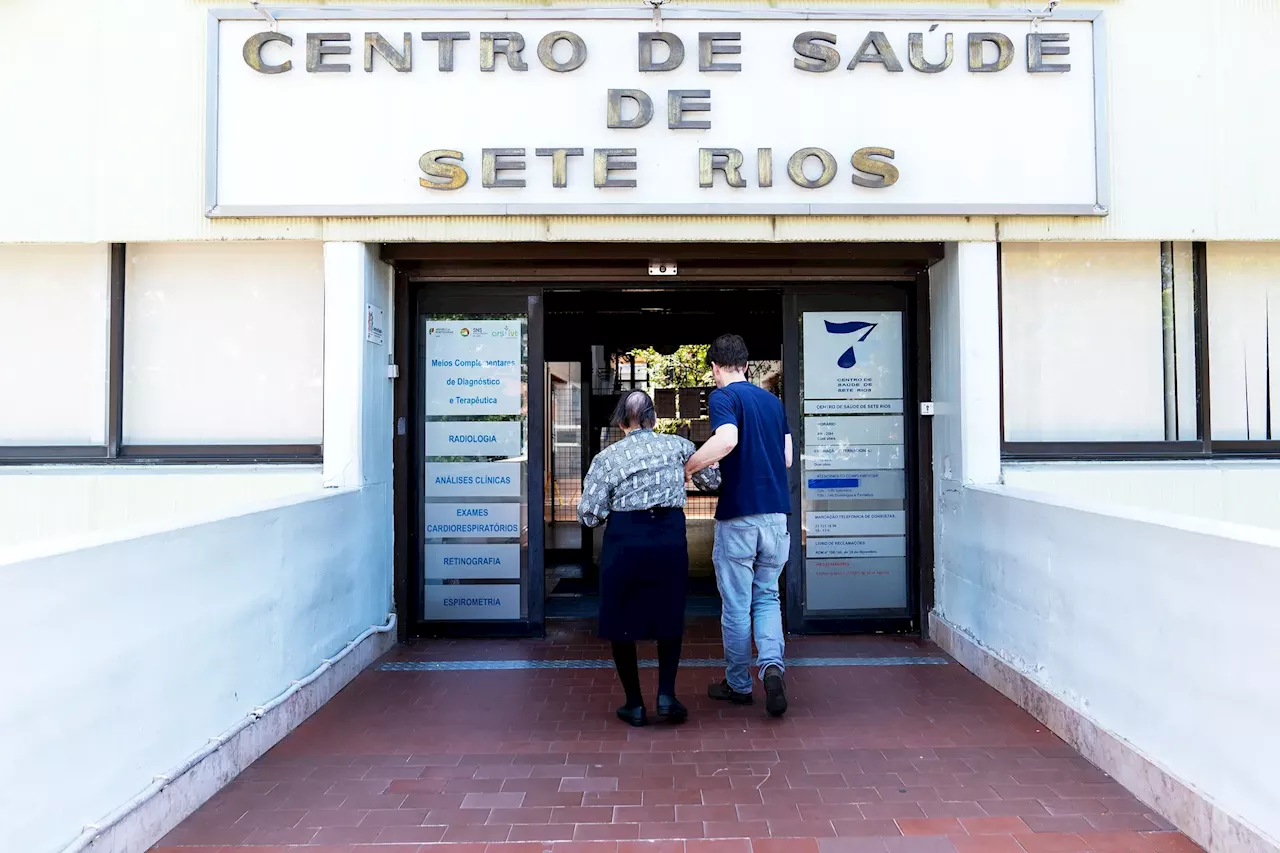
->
[365, 304, 385, 345]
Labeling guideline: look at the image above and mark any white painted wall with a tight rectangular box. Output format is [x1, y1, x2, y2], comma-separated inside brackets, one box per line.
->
[123, 241, 325, 444]
[933, 483, 1280, 847]
[930, 241, 1001, 487]
[0, 244, 110, 444]
[1004, 461, 1280, 532]
[0, 486, 393, 853]
[0, 466, 323, 554]
[933, 238, 1280, 847]
[0, 0, 1278, 243]
[0, 240, 396, 853]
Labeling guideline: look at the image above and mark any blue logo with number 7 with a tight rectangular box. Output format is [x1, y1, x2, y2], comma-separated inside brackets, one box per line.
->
[824, 320, 878, 368]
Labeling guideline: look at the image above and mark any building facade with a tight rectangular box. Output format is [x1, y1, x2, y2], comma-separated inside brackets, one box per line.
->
[1, 2, 1279, 852]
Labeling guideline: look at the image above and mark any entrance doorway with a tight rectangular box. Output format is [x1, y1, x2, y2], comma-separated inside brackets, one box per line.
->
[542, 289, 784, 618]
[389, 242, 941, 640]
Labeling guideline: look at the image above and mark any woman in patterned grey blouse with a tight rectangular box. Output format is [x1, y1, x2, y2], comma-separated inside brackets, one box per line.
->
[578, 390, 719, 727]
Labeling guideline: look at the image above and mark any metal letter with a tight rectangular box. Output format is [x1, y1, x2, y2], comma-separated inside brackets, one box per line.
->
[594, 149, 637, 188]
[306, 33, 351, 72]
[1027, 33, 1071, 72]
[364, 33, 412, 72]
[607, 89, 654, 129]
[421, 32, 470, 72]
[699, 32, 741, 72]
[758, 148, 773, 188]
[419, 150, 468, 191]
[535, 148, 585, 188]
[482, 149, 527, 188]
[850, 147, 900, 188]
[639, 32, 685, 71]
[480, 32, 528, 71]
[793, 32, 839, 73]
[668, 90, 711, 130]
[787, 148, 837, 189]
[847, 31, 903, 72]
[908, 32, 953, 73]
[243, 31, 293, 73]
[699, 149, 746, 188]
[968, 32, 1014, 72]
[538, 31, 587, 72]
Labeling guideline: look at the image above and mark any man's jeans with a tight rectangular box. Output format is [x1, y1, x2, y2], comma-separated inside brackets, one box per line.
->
[712, 513, 790, 694]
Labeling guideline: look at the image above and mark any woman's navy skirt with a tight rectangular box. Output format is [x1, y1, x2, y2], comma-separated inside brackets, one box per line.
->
[597, 507, 689, 641]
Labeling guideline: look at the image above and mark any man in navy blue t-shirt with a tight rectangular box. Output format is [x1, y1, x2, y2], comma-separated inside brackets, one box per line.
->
[686, 334, 793, 717]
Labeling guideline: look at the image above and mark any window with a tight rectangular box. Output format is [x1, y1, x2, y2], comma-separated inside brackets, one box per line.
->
[1207, 243, 1280, 442]
[1002, 242, 1198, 444]
[0, 244, 110, 446]
[122, 242, 324, 445]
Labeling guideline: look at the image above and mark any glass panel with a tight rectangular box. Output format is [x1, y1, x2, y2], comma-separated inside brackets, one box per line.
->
[546, 361, 582, 545]
[123, 242, 324, 444]
[0, 244, 110, 445]
[422, 315, 528, 621]
[1208, 243, 1280, 440]
[799, 310, 908, 615]
[1001, 242, 1199, 443]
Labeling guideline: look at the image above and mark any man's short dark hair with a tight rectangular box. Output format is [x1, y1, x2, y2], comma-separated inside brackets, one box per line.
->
[707, 334, 750, 371]
[610, 389, 657, 430]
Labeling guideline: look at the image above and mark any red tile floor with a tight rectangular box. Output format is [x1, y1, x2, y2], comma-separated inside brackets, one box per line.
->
[152, 620, 1198, 853]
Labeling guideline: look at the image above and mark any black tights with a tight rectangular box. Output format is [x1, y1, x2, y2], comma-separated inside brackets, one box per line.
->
[611, 638, 682, 708]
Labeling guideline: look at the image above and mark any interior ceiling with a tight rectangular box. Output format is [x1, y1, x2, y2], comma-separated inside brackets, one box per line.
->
[544, 289, 784, 359]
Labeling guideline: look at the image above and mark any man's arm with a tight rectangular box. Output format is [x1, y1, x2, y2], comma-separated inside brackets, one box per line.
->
[686, 424, 738, 475]
[784, 433, 793, 469]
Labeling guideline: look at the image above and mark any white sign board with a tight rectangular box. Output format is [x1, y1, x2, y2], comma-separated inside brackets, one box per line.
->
[806, 510, 906, 537]
[209, 12, 1106, 217]
[803, 444, 904, 470]
[425, 321, 523, 416]
[365, 303, 385, 345]
[424, 583, 522, 620]
[424, 462, 522, 498]
[803, 312, 904, 400]
[807, 536, 907, 559]
[425, 421, 523, 458]
[805, 557, 907, 610]
[425, 502, 521, 537]
[425, 543, 522, 579]
[804, 470, 905, 501]
[805, 415, 904, 447]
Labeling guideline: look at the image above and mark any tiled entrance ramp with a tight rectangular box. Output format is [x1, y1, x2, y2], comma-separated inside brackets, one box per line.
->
[152, 621, 1197, 853]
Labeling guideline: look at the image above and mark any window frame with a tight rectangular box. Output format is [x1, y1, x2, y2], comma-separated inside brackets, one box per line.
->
[0, 243, 323, 466]
[1001, 241, 1280, 461]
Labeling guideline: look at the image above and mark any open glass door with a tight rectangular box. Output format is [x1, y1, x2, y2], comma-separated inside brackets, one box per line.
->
[784, 288, 919, 634]
[414, 287, 544, 637]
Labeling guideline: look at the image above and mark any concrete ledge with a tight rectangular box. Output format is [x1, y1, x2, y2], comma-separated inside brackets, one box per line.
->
[930, 612, 1278, 853]
[78, 624, 398, 853]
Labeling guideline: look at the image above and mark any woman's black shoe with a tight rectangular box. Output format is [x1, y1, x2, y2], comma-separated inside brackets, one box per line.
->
[656, 694, 688, 724]
[616, 704, 648, 727]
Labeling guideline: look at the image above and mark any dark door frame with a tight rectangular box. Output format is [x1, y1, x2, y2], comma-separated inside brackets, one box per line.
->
[389, 242, 942, 641]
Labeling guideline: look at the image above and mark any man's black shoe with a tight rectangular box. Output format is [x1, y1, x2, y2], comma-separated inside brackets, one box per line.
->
[707, 680, 753, 705]
[763, 667, 788, 718]
[656, 694, 688, 724]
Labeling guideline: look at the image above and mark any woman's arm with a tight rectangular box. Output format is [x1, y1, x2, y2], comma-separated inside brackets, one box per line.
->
[577, 457, 611, 528]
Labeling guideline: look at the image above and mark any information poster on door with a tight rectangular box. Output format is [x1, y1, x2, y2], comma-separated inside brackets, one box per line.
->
[425, 321, 523, 416]
[802, 311, 904, 402]
[423, 314, 528, 622]
[801, 311, 908, 614]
